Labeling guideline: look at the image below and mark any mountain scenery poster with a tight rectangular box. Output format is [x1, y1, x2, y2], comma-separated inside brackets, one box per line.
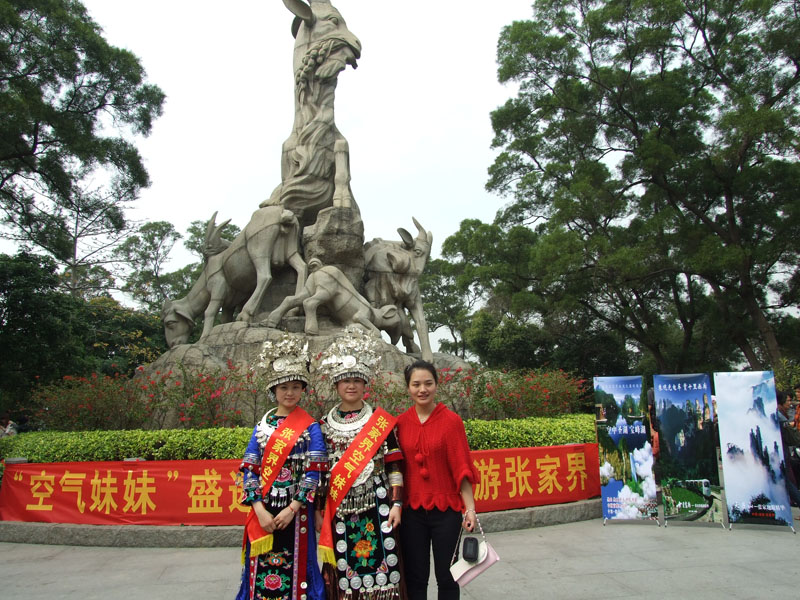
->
[713, 371, 794, 527]
[594, 375, 658, 520]
[653, 373, 724, 523]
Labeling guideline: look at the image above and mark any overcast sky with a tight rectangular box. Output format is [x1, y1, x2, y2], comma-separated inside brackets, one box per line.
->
[77, 0, 533, 269]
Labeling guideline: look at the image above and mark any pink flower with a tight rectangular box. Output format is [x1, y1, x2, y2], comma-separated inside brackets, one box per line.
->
[263, 574, 283, 591]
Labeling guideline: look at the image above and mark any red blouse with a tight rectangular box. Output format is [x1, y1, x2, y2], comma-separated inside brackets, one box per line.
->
[396, 402, 478, 512]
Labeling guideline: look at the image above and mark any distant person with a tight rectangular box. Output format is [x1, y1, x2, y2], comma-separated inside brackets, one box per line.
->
[0, 415, 18, 438]
[793, 383, 800, 429]
[776, 391, 800, 507]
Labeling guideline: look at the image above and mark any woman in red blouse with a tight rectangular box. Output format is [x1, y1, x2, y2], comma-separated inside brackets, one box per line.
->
[396, 360, 478, 600]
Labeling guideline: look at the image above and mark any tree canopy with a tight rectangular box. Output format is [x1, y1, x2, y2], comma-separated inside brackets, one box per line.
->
[0, 0, 165, 261]
[436, 0, 799, 374]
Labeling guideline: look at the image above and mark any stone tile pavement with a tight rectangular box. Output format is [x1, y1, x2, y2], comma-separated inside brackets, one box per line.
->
[1, 507, 798, 599]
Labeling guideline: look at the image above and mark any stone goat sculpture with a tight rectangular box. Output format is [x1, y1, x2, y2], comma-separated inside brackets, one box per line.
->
[261, 0, 362, 227]
[265, 258, 402, 338]
[363, 218, 434, 362]
[162, 207, 307, 347]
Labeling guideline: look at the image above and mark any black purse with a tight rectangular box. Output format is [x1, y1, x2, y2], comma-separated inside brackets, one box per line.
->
[461, 536, 479, 562]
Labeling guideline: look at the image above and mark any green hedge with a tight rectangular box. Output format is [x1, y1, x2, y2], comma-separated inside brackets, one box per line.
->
[0, 414, 595, 465]
[464, 414, 596, 450]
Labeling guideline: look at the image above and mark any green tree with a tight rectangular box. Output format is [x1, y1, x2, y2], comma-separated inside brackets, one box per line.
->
[81, 295, 167, 375]
[115, 221, 181, 313]
[0, 0, 164, 267]
[0, 252, 91, 413]
[0, 252, 168, 415]
[419, 258, 481, 358]
[487, 0, 800, 371]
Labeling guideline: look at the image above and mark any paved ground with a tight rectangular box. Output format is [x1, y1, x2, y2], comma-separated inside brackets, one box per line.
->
[1, 516, 798, 599]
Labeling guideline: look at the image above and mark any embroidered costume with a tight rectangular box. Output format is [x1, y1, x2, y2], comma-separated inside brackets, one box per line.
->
[313, 326, 406, 600]
[320, 404, 405, 599]
[236, 333, 327, 600]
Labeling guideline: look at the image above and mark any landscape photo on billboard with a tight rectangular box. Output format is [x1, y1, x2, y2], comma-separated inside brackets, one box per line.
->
[713, 371, 793, 527]
[653, 373, 724, 523]
[594, 375, 657, 520]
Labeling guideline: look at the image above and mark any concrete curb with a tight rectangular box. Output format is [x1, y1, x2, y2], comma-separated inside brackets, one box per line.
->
[0, 498, 600, 547]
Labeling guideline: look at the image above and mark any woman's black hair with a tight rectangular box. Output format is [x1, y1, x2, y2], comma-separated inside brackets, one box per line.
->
[403, 360, 438, 385]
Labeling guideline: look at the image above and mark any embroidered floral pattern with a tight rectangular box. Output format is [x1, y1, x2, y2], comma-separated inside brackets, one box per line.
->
[255, 550, 292, 598]
[348, 515, 378, 568]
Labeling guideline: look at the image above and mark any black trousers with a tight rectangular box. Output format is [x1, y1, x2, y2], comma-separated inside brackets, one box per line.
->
[400, 507, 462, 600]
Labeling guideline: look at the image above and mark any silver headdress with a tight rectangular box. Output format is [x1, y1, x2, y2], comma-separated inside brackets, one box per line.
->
[258, 332, 310, 390]
[312, 325, 382, 386]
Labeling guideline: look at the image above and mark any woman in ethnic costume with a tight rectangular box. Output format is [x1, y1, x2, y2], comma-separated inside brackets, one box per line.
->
[314, 327, 406, 600]
[237, 334, 327, 600]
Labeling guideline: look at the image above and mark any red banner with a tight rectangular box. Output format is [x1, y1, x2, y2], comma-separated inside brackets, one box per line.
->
[0, 444, 599, 525]
[472, 443, 600, 512]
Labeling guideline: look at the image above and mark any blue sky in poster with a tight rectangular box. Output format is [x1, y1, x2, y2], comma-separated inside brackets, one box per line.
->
[593, 375, 642, 406]
[653, 373, 714, 420]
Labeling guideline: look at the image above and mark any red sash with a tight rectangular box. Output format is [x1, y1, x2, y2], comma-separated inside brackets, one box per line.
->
[318, 407, 397, 566]
[241, 407, 315, 560]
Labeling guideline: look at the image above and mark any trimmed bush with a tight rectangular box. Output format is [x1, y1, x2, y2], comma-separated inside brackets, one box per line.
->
[0, 414, 595, 467]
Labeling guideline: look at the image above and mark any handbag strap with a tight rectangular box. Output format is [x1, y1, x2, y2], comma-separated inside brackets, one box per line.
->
[450, 514, 488, 566]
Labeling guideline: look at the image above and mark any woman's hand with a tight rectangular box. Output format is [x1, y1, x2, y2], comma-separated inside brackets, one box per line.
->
[388, 504, 402, 528]
[253, 502, 275, 533]
[462, 509, 477, 532]
[314, 509, 325, 533]
[272, 502, 299, 530]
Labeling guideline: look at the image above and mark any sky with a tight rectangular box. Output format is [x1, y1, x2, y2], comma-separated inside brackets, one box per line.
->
[77, 0, 535, 270]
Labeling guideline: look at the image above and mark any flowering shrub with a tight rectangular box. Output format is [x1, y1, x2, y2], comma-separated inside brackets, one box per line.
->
[31, 361, 259, 431]
[28, 363, 589, 431]
[135, 362, 257, 429]
[364, 367, 589, 420]
[30, 372, 149, 432]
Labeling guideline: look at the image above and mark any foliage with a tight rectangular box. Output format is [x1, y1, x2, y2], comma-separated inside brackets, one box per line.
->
[464, 413, 595, 450]
[365, 366, 590, 420]
[0, 413, 596, 465]
[419, 258, 480, 359]
[0, 428, 253, 463]
[0, 0, 164, 259]
[774, 358, 800, 393]
[81, 296, 167, 376]
[114, 221, 182, 312]
[0, 252, 94, 412]
[426, 0, 800, 374]
[433, 219, 637, 377]
[0, 252, 168, 415]
[28, 372, 148, 431]
[30, 361, 259, 431]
